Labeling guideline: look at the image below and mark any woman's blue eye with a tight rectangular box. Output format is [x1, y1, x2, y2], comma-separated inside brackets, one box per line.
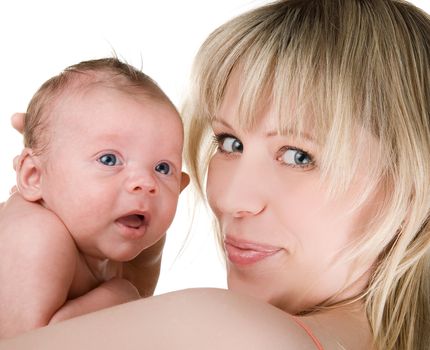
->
[215, 134, 243, 153]
[280, 148, 314, 168]
[155, 162, 171, 175]
[98, 154, 120, 166]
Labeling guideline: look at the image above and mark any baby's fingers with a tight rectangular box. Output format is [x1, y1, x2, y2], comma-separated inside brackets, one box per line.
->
[13, 155, 20, 172]
[11, 113, 25, 134]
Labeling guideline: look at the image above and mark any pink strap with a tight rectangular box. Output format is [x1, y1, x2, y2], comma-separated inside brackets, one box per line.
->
[291, 316, 324, 350]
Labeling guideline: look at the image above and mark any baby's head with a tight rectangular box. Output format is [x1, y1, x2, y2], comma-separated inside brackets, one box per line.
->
[17, 58, 188, 261]
[24, 58, 175, 154]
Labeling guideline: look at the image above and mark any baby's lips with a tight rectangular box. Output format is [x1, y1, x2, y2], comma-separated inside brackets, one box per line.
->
[116, 214, 145, 228]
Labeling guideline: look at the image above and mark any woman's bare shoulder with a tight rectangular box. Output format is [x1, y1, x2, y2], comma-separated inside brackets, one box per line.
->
[178, 289, 373, 349]
[0, 288, 317, 349]
[151, 288, 319, 349]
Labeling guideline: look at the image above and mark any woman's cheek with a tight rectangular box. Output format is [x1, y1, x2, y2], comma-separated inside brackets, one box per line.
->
[206, 156, 228, 214]
[206, 158, 218, 211]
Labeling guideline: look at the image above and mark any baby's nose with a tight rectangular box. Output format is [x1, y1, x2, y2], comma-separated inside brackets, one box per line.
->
[126, 173, 158, 195]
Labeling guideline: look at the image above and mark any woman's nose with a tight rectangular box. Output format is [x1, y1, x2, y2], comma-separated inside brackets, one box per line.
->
[125, 172, 158, 195]
[208, 158, 266, 218]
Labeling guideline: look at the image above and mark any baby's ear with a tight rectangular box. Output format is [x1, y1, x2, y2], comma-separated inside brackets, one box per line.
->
[179, 171, 190, 193]
[16, 148, 43, 201]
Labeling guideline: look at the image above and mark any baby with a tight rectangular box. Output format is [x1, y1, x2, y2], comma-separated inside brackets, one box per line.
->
[0, 58, 189, 338]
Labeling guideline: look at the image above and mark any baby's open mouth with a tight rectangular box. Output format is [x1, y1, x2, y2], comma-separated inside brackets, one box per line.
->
[116, 214, 145, 228]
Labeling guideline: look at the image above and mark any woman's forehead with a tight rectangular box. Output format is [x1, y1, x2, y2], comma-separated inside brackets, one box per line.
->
[214, 68, 383, 176]
[216, 70, 317, 138]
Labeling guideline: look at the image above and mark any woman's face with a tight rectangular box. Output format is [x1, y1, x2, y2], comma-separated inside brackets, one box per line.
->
[206, 74, 382, 313]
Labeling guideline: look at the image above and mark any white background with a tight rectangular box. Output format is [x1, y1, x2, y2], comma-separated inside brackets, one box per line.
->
[0, 0, 429, 295]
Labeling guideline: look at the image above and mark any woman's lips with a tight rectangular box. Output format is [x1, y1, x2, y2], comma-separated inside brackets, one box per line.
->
[224, 236, 282, 265]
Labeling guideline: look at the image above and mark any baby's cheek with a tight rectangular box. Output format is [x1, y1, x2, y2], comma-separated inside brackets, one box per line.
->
[158, 193, 180, 228]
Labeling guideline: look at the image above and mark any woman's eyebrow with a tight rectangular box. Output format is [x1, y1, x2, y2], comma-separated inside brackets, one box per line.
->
[212, 118, 233, 129]
[266, 130, 318, 145]
[212, 118, 318, 145]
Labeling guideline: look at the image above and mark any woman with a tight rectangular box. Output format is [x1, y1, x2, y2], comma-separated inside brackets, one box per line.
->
[3, 0, 430, 349]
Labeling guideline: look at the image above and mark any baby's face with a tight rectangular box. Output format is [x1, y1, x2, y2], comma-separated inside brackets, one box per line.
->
[39, 85, 184, 261]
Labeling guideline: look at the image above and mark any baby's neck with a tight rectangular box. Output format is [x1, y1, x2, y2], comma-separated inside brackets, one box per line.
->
[81, 254, 124, 282]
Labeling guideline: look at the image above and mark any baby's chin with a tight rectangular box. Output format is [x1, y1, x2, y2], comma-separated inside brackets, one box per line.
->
[111, 246, 150, 262]
[91, 241, 148, 263]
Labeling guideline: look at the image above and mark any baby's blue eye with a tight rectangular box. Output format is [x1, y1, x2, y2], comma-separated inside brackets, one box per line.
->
[155, 162, 171, 175]
[280, 148, 313, 168]
[216, 134, 243, 153]
[98, 154, 120, 166]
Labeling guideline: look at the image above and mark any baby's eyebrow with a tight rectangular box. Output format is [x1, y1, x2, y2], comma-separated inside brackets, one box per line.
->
[95, 133, 121, 140]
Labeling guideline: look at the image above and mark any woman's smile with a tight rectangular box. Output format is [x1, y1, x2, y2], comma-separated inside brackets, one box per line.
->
[224, 236, 283, 265]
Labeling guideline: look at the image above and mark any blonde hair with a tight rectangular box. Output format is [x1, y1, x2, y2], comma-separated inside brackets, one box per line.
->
[183, 0, 430, 349]
[25, 57, 173, 154]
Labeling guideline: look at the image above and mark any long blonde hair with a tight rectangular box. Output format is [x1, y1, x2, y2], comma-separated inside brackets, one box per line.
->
[183, 0, 430, 349]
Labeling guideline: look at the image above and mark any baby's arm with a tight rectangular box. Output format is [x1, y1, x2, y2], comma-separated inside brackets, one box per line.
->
[123, 235, 166, 297]
[0, 194, 139, 337]
[49, 277, 140, 324]
[0, 193, 77, 337]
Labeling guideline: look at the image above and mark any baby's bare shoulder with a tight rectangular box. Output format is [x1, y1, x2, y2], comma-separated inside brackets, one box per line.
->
[1, 193, 72, 242]
[0, 194, 80, 337]
[0, 193, 77, 276]
[2, 193, 66, 229]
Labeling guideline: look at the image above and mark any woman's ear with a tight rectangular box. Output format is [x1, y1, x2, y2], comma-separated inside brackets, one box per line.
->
[16, 148, 43, 202]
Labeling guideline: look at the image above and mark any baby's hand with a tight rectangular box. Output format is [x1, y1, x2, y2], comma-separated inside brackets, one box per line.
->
[49, 278, 140, 324]
[11, 113, 25, 134]
[99, 277, 141, 302]
[10, 113, 25, 194]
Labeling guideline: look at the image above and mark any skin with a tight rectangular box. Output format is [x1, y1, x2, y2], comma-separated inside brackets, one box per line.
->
[1, 75, 377, 348]
[208, 73, 382, 315]
[0, 84, 189, 338]
[0, 289, 372, 350]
